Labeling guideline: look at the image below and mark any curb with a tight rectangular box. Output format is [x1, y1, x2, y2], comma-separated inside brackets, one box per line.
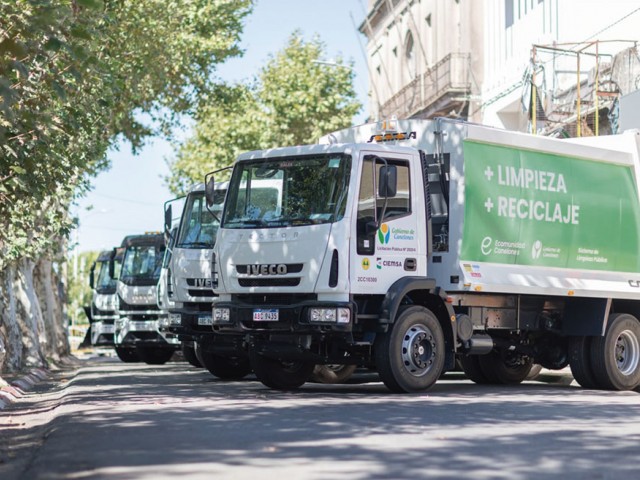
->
[0, 368, 49, 410]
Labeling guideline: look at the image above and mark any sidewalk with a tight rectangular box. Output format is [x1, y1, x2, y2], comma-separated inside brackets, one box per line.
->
[0, 356, 83, 411]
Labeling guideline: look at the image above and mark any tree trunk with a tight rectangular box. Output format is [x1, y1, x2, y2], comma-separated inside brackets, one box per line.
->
[34, 257, 69, 360]
[0, 265, 23, 372]
[15, 259, 47, 368]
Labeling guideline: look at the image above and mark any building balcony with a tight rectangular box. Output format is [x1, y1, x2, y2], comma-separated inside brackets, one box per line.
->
[379, 52, 472, 120]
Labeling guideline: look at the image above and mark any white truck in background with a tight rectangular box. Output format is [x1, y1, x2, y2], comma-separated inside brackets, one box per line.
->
[208, 117, 640, 393]
[164, 182, 252, 379]
[112, 232, 179, 364]
[88, 249, 121, 347]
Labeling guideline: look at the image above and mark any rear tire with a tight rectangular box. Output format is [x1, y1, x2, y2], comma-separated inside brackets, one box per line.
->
[478, 351, 533, 385]
[181, 343, 202, 368]
[114, 346, 140, 363]
[249, 348, 314, 390]
[137, 346, 175, 365]
[459, 355, 492, 384]
[590, 313, 640, 391]
[311, 364, 357, 384]
[199, 350, 251, 380]
[568, 336, 599, 389]
[374, 305, 445, 393]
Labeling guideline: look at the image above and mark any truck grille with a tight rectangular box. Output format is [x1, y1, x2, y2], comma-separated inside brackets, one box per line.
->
[238, 278, 301, 287]
[187, 289, 215, 298]
[232, 293, 316, 306]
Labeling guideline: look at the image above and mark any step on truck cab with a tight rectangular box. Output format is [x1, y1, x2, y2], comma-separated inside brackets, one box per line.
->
[210, 118, 640, 393]
[164, 182, 251, 378]
[112, 232, 179, 364]
[88, 249, 122, 347]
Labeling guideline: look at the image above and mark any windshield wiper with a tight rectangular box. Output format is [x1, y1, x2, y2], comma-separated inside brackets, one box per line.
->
[178, 242, 212, 248]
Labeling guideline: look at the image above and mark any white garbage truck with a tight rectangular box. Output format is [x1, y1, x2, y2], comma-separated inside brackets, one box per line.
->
[164, 182, 252, 378]
[209, 118, 640, 392]
[112, 232, 179, 364]
[88, 249, 121, 347]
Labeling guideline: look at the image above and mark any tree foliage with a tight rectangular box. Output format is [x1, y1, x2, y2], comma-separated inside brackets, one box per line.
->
[166, 32, 361, 194]
[0, 0, 253, 372]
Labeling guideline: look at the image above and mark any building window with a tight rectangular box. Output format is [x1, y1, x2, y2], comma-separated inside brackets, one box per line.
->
[392, 46, 398, 57]
[426, 13, 432, 27]
[405, 31, 416, 77]
[505, 0, 514, 28]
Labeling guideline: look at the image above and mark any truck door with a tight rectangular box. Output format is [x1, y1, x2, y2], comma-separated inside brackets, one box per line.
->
[351, 152, 423, 294]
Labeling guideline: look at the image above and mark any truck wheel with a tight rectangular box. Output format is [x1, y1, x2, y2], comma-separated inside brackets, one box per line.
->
[568, 336, 599, 389]
[311, 364, 357, 384]
[478, 351, 533, 385]
[374, 305, 445, 393]
[137, 346, 175, 365]
[249, 349, 314, 390]
[526, 364, 543, 380]
[114, 346, 140, 363]
[589, 313, 640, 390]
[181, 343, 202, 368]
[199, 351, 251, 380]
[459, 355, 491, 384]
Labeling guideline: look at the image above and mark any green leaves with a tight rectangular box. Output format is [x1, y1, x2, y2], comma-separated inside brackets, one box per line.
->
[166, 32, 361, 194]
[0, 0, 254, 269]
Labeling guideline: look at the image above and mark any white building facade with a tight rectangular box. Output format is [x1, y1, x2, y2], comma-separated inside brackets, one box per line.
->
[361, 0, 640, 135]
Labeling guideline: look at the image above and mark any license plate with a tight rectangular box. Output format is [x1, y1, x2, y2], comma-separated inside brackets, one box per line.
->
[253, 309, 279, 322]
[198, 315, 213, 326]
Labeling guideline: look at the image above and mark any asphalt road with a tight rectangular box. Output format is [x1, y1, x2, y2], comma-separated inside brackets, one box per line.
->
[1, 355, 639, 480]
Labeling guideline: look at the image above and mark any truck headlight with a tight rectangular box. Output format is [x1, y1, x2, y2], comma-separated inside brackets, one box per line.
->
[309, 308, 350, 324]
[169, 313, 181, 325]
[212, 307, 230, 323]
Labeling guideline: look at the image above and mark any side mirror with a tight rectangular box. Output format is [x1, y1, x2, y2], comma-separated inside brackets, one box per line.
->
[205, 176, 216, 208]
[164, 204, 172, 232]
[89, 263, 96, 289]
[108, 248, 116, 279]
[378, 164, 397, 198]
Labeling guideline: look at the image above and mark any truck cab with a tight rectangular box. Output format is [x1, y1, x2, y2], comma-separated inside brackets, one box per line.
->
[112, 232, 179, 364]
[89, 250, 121, 347]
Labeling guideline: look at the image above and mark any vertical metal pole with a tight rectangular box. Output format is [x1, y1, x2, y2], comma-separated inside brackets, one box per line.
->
[532, 47, 537, 135]
[576, 52, 581, 137]
[595, 41, 599, 136]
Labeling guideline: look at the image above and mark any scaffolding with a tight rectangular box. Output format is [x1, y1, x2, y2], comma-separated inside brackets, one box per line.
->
[526, 40, 640, 137]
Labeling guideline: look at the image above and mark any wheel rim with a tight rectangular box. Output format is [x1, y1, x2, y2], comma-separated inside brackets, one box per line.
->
[401, 323, 436, 377]
[615, 329, 640, 376]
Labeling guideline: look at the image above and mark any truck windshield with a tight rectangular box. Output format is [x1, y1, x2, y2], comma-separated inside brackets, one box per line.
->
[121, 246, 164, 286]
[176, 191, 224, 248]
[222, 154, 351, 228]
[96, 260, 119, 292]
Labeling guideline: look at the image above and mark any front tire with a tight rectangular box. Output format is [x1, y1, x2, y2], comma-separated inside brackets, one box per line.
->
[590, 313, 640, 390]
[200, 351, 251, 380]
[115, 346, 140, 363]
[249, 348, 314, 390]
[137, 346, 175, 365]
[181, 343, 202, 368]
[374, 305, 445, 393]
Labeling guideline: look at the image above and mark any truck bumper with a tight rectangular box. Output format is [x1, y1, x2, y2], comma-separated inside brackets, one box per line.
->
[90, 320, 116, 347]
[167, 307, 215, 342]
[211, 299, 354, 335]
[114, 317, 179, 348]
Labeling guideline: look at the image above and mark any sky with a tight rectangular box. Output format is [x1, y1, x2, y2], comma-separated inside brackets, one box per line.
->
[73, 0, 370, 253]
